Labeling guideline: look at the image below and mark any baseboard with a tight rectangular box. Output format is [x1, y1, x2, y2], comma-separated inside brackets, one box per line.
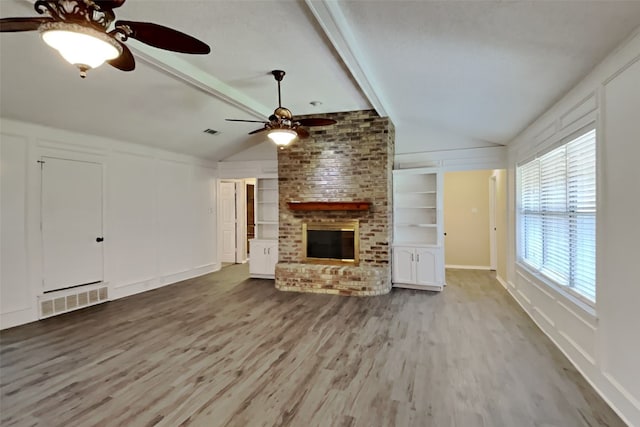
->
[111, 263, 219, 300]
[393, 283, 443, 292]
[2, 264, 222, 330]
[445, 264, 492, 270]
[496, 275, 508, 290]
[0, 307, 37, 330]
[504, 280, 639, 426]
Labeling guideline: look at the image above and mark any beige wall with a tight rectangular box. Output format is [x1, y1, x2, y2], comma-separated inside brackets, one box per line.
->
[444, 170, 493, 268]
[495, 169, 507, 280]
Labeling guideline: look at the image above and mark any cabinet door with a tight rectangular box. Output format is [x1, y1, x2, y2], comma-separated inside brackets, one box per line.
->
[265, 242, 278, 276]
[433, 248, 444, 284]
[393, 247, 415, 284]
[415, 248, 437, 285]
[249, 241, 266, 275]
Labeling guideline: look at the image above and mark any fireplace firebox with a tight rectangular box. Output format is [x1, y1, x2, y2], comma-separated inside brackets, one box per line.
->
[302, 221, 359, 265]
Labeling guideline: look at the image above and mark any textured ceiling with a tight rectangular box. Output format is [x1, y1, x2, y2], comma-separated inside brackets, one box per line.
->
[338, 1, 640, 152]
[1, 0, 639, 160]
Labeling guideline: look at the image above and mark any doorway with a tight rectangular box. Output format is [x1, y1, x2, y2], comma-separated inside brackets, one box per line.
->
[41, 156, 104, 292]
[219, 181, 237, 264]
[443, 169, 493, 270]
[218, 178, 253, 265]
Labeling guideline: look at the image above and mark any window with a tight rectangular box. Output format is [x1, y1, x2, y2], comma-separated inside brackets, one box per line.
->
[518, 129, 596, 302]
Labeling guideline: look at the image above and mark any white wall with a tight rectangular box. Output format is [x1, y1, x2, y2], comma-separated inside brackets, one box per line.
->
[223, 141, 277, 162]
[0, 118, 219, 329]
[505, 28, 640, 426]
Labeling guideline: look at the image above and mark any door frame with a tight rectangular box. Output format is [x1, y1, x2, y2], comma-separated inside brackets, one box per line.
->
[245, 179, 256, 255]
[35, 148, 107, 295]
[217, 179, 250, 265]
[489, 173, 498, 271]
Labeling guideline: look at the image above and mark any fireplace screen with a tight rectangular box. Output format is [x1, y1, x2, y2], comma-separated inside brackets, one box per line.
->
[303, 221, 359, 265]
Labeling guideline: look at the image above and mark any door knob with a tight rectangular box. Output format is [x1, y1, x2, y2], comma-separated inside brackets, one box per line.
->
[96, 237, 104, 242]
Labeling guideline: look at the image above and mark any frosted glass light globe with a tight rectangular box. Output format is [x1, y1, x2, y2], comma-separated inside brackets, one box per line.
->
[267, 129, 297, 147]
[40, 23, 121, 73]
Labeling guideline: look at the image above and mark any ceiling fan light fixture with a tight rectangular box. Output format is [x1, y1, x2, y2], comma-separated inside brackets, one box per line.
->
[40, 22, 122, 75]
[267, 129, 297, 147]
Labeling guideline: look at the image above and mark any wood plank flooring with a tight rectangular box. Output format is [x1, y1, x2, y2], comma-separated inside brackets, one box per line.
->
[0, 266, 624, 427]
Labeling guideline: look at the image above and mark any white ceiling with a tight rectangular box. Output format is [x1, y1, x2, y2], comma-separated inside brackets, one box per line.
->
[1, 0, 639, 160]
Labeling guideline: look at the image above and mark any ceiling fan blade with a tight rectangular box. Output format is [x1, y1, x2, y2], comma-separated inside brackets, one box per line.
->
[295, 127, 310, 139]
[248, 127, 269, 135]
[0, 17, 52, 32]
[114, 20, 210, 54]
[297, 118, 337, 127]
[95, 0, 127, 9]
[226, 119, 269, 124]
[107, 41, 135, 71]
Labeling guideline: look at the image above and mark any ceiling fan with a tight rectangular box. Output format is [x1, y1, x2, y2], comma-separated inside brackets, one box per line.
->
[227, 70, 337, 147]
[0, 0, 210, 78]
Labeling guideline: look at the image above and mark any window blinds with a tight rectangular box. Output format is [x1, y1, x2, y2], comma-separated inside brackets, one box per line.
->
[518, 129, 596, 302]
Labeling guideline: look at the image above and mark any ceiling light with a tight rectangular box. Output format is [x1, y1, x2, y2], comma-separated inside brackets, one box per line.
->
[40, 22, 122, 78]
[267, 129, 297, 147]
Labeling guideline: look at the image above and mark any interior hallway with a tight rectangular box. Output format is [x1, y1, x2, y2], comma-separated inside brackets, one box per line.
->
[0, 266, 622, 427]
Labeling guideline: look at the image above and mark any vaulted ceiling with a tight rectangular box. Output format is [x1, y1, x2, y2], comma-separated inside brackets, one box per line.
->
[1, 0, 639, 160]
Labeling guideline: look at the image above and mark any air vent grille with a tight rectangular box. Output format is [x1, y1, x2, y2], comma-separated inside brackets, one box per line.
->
[39, 285, 108, 319]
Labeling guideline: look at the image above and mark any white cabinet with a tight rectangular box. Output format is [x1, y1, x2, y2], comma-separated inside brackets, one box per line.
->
[249, 239, 278, 279]
[392, 245, 444, 290]
[393, 168, 445, 291]
[250, 178, 278, 279]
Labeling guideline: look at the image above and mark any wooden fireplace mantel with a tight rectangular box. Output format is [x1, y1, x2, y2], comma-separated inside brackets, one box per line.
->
[287, 201, 371, 211]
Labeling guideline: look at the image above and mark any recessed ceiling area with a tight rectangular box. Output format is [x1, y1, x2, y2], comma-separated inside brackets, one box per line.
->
[1, 0, 639, 160]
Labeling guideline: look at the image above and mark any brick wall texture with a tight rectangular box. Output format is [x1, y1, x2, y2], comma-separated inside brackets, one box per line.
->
[275, 110, 395, 296]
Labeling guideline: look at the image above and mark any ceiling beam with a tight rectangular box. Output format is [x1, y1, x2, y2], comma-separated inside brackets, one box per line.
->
[18, 0, 270, 120]
[305, 0, 391, 120]
[131, 44, 271, 120]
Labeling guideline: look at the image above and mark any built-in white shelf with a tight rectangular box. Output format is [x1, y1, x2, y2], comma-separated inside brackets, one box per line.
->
[392, 169, 445, 291]
[255, 178, 278, 239]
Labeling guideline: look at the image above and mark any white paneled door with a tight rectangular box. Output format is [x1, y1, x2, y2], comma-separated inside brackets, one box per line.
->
[220, 181, 237, 263]
[41, 157, 103, 292]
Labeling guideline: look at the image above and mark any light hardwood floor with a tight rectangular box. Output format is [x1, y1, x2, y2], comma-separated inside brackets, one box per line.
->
[0, 266, 624, 427]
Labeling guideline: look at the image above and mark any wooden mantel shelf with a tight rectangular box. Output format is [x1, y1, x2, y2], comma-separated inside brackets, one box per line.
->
[287, 201, 371, 211]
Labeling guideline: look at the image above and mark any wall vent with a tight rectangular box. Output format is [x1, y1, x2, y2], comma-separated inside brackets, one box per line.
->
[203, 128, 219, 135]
[39, 284, 109, 319]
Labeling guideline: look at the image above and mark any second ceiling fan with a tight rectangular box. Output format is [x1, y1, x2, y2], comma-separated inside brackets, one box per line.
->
[227, 70, 337, 147]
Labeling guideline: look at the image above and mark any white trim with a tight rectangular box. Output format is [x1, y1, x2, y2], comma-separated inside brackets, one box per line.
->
[517, 262, 597, 316]
[504, 280, 636, 427]
[489, 174, 497, 271]
[304, 0, 389, 118]
[393, 283, 444, 292]
[110, 264, 219, 300]
[131, 45, 270, 121]
[496, 275, 509, 290]
[445, 264, 491, 270]
[602, 372, 640, 413]
[0, 307, 37, 330]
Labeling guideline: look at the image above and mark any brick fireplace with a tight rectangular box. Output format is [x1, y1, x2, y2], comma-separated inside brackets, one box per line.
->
[275, 110, 394, 296]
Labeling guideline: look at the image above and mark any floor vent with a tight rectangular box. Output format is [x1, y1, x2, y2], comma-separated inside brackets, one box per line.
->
[39, 285, 109, 319]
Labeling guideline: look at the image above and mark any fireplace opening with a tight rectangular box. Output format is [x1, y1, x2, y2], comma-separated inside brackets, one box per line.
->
[303, 221, 359, 265]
